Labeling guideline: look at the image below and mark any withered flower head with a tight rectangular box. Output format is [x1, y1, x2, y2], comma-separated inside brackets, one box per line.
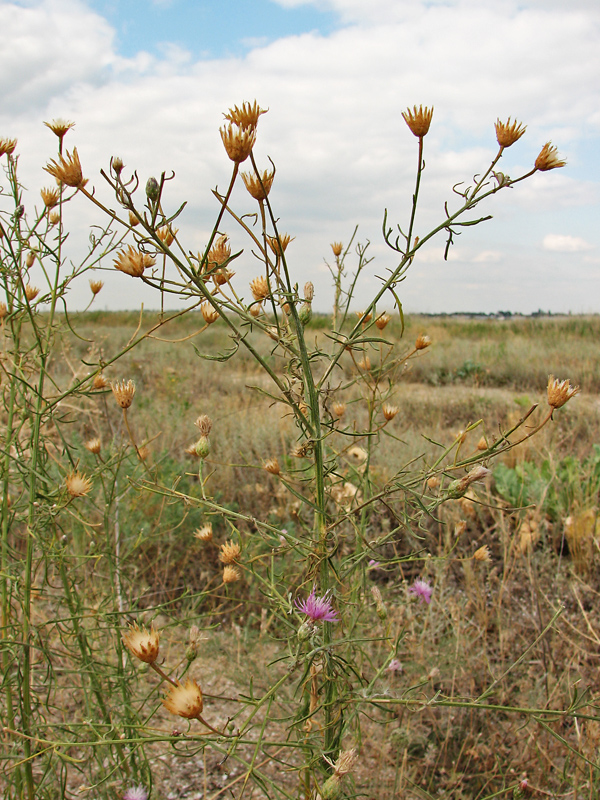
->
[0, 302, 8, 319]
[93, 373, 108, 390]
[193, 523, 213, 543]
[219, 540, 241, 565]
[473, 544, 492, 562]
[494, 117, 526, 148]
[206, 235, 231, 268]
[263, 457, 280, 475]
[43, 119, 75, 139]
[128, 211, 141, 227]
[213, 267, 234, 286]
[66, 471, 92, 498]
[25, 251, 36, 268]
[331, 241, 343, 257]
[220, 124, 256, 163]
[250, 275, 270, 302]
[375, 312, 390, 330]
[194, 414, 212, 436]
[303, 282, 314, 303]
[25, 285, 40, 302]
[122, 622, 160, 664]
[222, 565, 241, 584]
[111, 379, 136, 409]
[111, 156, 124, 175]
[250, 303, 262, 317]
[267, 233, 294, 258]
[547, 375, 579, 410]
[223, 101, 267, 130]
[0, 138, 17, 157]
[535, 142, 566, 171]
[382, 404, 399, 421]
[44, 147, 88, 189]
[49, 210, 61, 225]
[157, 226, 178, 247]
[85, 437, 102, 455]
[402, 105, 434, 138]
[332, 401, 346, 418]
[241, 168, 274, 200]
[89, 279, 104, 295]
[162, 678, 203, 719]
[415, 334, 431, 350]
[477, 436, 488, 451]
[357, 356, 371, 371]
[356, 310, 372, 324]
[40, 187, 60, 209]
[201, 302, 219, 324]
[114, 245, 152, 278]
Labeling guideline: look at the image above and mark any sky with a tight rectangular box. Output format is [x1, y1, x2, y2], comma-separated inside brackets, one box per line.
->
[1, 0, 599, 314]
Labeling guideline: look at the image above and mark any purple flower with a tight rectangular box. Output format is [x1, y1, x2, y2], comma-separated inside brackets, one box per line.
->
[387, 658, 403, 673]
[367, 559, 381, 570]
[123, 788, 148, 800]
[295, 587, 339, 623]
[408, 578, 433, 605]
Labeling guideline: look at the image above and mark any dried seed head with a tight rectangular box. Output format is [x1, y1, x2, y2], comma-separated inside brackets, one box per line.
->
[186, 625, 202, 661]
[415, 334, 431, 350]
[162, 678, 203, 719]
[220, 123, 256, 163]
[427, 476, 440, 490]
[447, 465, 491, 498]
[49, 210, 61, 225]
[331, 241, 343, 257]
[402, 105, 434, 138]
[224, 101, 267, 130]
[477, 436, 488, 451]
[291, 442, 310, 458]
[25, 251, 35, 268]
[219, 540, 241, 565]
[357, 356, 371, 371]
[213, 268, 234, 286]
[0, 138, 17, 157]
[89, 279, 104, 295]
[128, 211, 140, 227]
[206, 234, 231, 268]
[111, 156, 124, 175]
[157, 225, 178, 247]
[547, 375, 579, 409]
[25, 285, 40, 302]
[110, 379, 136, 409]
[41, 187, 60, 208]
[194, 414, 212, 436]
[43, 119, 75, 139]
[249, 303, 262, 317]
[382, 404, 399, 421]
[371, 586, 387, 620]
[44, 147, 87, 189]
[114, 245, 153, 278]
[122, 623, 160, 664]
[263, 457, 280, 475]
[193, 523, 213, 543]
[241, 168, 274, 200]
[222, 565, 241, 584]
[303, 282, 314, 303]
[93, 373, 108, 390]
[250, 275, 269, 301]
[267, 233, 293, 257]
[494, 118, 526, 148]
[375, 312, 390, 330]
[332, 401, 346, 418]
[85, 438, 102, 455]
[348, 445, 368, 464]
[0, 302, 8, 319]
[66, 471, 92, 498]
[137, 445, 150, 461]
[535, 142, 566, 171]
[473, 544, 492, 562]
[201, 302, 219, 324]
[356, 310, 372, 324]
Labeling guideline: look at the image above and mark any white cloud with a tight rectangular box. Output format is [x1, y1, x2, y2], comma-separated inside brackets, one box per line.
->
[472, 250, 501, 263]
[542, 234, 594, 252]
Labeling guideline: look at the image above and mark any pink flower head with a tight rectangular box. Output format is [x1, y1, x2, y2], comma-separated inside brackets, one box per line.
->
[295, 587, 339, 623]
[387, 658, 403, 673]
[367, 559, 381, 570]
[408, 578, 433, 605]
[123, 788, 148, 800]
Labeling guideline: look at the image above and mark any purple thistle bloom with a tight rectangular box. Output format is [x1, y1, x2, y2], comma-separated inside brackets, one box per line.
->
[387, 658, 403, 673]
[295, 587, 339, 623]
[408, 578, 433, 605]
[123, 787, 148, 800]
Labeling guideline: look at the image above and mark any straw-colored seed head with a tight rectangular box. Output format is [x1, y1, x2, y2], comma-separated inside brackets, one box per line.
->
[93, 373, 108, 390]
[375, 312, 390, 330]
[201, 302, 219, 324]
[415, 334, 431, 350]
[223, 565, 241, 584]
[157, 226, 178, 247]
[348, 445, 368, 464]
[427, 476, 440, 490]
[111, 379, 136, 409]
[0, 138, 17, 157]
[357, 356, 371, 371]
[213, 268, 234, 286]
[89, 279, 104, 295]
[41, 187, 60, 208]
[535, 142, 566, 171]
[122, 622, 160, 664]
[114, 245, 152, 278]
[250, 275, 269, 301]
[25, 251, 36, 268]
[477, 436, 488, 451]
[356, 310, 372, 324]
[382, 404, 399, 421]
[137, 445, 150, 461]
[49, 210, 61, 225]
[402, 105, 434, 138]
[44, 147, 88, 189]
[220, 124, 256, 163]
[303, 282, 314, 303]
[219, 540, 241, 565]
[194, 414, 212, 436]
[263, 457, 280, 475]
[223, 101, 267, 130]
[250, 303, 262, 317]
[473, 544, 492, 562]
[162, 678, 203, 719]
[85, 438, 102, 455]
[193, 523, 213, 543]
[267, 233, 293, 257]
[547, 375, 579, 409]
[331, 241, 343, 257]
[206, 235, 231, 268]
[332, 401, 346, 418]
[111, 156, 124, 175]
[66, 471, 92, 498]
[25, 285, 40, 302]
[0, 302, 8, 319]
[128, 211, 140, 227]
[43, 119, 75, 139]
[241, 169, 274, 200]
[494, 117, 526, 148]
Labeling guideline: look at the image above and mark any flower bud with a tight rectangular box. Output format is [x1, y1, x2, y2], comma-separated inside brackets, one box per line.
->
[145, 177, 160, 202]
